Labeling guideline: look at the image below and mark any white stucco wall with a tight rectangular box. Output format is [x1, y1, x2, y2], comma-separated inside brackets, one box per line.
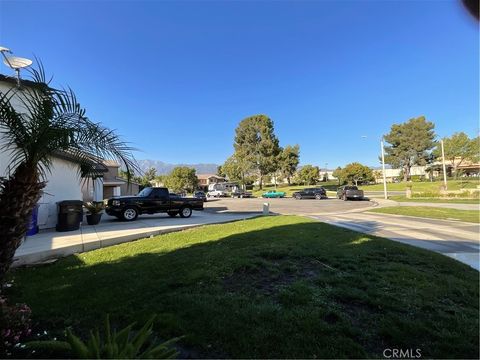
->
[0, 79, 84, 229]
[37, 158, 83, 229]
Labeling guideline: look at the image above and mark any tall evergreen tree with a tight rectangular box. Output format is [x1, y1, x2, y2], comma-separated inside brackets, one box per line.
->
[234, 114, 280, 189]
[383, 116, 436, 181]
[279, 145, 300, 185]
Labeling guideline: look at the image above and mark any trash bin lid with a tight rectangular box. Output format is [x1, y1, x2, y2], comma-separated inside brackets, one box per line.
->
[57, 200, 84, 206]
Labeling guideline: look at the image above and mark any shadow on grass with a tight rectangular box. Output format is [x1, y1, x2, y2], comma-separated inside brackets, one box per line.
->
[8, 220, 480, 359]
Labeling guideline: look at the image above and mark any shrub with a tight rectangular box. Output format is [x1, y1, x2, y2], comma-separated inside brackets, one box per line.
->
[83, 201, 105, 215]
[26, 315, 180, 359]
[410, 175, 425, 182]
[411, 191, 441, 198]
[0, 295, 32, 356]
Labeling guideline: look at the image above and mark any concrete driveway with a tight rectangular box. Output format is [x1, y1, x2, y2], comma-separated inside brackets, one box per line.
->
[14, 211, 259, 267]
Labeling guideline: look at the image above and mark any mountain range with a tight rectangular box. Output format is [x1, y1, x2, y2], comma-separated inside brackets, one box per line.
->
[138, 159, 219, 175]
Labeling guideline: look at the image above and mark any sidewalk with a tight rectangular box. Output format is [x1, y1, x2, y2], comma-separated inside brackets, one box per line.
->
[14, 211, 259, 267]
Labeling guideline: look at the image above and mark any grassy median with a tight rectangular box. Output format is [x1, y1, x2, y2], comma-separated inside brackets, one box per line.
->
[7, 216, 479, 358]
[388, 196, 479, 204]
[369, 206, 480, 223]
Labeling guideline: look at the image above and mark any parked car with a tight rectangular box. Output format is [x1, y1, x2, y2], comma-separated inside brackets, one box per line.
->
[292, 187, 327, 200]
[262, 190, 286, 198]
[336, 185, 364, 200]
[106, 187, 204, 221]
[193, 191, 207, 202]
[207, 190, 225, 198]
[231, 190, 253, 198]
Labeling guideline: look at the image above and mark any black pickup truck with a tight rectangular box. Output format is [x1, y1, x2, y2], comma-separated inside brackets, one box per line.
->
[106, 187, 204, 221]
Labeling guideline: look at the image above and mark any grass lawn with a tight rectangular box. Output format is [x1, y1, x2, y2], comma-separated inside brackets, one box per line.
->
[360, 179, 479, 192]
[369, 206, 480, 223]
[388, 195, 480, 204]
[7, 216, 479, 358]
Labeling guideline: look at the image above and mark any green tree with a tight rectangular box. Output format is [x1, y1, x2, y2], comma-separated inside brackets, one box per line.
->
[221, 155, 242, 182]
[164, 167, 198, 193]
[233, 114, 281, 189]
[216, 165, 225, 177]
[341, 162, 374, 185]
[383, 116, 436, 181]
[297, 165, 320, 185]
[278, 145, 300, 185]
[0, 66, 137, 282]
[433, 132, 479, 179]
[143, 167, 157, 182]
[332, 167, 344, 185]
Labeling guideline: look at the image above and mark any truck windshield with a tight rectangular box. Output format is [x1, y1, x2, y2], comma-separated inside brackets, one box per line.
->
[138, 188, 153, 197]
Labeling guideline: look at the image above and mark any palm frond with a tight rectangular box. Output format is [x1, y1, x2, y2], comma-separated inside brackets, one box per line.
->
[0, 62, 139, 181]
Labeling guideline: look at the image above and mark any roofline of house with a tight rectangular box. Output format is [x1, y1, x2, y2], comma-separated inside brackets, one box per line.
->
[0, 73, 49, 91]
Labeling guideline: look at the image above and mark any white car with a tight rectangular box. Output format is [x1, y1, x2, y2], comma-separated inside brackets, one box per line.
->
[207, 190, 225, 198]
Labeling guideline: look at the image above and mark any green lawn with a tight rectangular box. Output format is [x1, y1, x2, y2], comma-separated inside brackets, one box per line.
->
[388, 196, 480, 204]
[7, 216, 479, 358]
[360, 179, 479, 192]
[369, 206, 480, 223]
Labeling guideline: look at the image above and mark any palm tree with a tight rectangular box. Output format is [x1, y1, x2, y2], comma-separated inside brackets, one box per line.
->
[0, 65, 138, 282]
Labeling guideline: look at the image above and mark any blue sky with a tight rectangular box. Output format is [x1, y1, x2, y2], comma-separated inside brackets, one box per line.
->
[0, 0, 478, 169]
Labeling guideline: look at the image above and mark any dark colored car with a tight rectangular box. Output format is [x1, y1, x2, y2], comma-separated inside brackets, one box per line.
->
[292, 187, 327, 200]
[106, 187, 204, 221]
[336, 185, 364, 200]
[193, 191, 207, 202]
[231, 190, 253, 198]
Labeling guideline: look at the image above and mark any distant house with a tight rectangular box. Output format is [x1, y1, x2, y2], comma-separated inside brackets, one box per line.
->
[197, 174, 225, 191]
[82, 160, 140, 201]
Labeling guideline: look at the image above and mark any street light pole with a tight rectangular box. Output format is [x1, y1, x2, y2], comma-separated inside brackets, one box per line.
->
[440, 138, 448, 190]
[381, 138, 388, 200]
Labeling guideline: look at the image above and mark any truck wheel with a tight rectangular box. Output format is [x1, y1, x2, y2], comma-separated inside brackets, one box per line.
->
[168, 211, 178, 217]
[179, 206, 192, 218]
[295, 194, 302, 200]
[315, 194, 322, 200]
[122, 207, 138, 221]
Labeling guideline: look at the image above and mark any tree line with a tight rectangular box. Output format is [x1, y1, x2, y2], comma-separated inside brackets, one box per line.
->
[129, 115, 478, 191]
[382, 116, 478, 181]
[217, 114, 301, 189]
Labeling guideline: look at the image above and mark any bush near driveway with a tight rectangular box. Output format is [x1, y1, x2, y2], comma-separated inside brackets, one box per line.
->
[6, 216, 479, 358]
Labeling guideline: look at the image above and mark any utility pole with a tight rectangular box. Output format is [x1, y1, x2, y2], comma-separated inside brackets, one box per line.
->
[381, 138, 388, 200]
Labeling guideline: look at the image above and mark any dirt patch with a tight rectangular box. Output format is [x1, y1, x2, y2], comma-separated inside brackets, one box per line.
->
[222, 258, 322, 296]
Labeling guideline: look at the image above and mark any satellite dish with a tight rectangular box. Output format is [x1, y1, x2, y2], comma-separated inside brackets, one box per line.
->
[3, 56, 32, 69]
[1, 54, 33, 88]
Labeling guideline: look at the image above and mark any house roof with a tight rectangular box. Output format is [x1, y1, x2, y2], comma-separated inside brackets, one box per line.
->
[53, 150, 108, 174]
[103, 160, 120, 167]
[0, 73, 49, 91]
[197, 174, 224, 180]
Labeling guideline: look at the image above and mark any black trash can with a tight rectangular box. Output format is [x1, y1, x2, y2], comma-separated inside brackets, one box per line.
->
[56, 200, 84, 232]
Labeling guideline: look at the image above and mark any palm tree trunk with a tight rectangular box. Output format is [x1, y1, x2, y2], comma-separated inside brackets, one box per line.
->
[0, 164, 45, 283]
